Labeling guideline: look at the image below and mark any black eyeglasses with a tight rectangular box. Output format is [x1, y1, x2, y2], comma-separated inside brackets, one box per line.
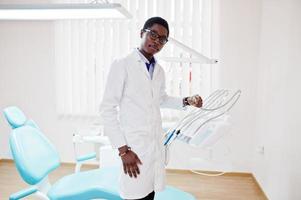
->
[144, 29, 168, 45]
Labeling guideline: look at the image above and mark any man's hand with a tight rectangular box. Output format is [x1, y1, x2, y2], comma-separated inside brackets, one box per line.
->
[118, 145, 142, 178]
[187, 95, 203, 108]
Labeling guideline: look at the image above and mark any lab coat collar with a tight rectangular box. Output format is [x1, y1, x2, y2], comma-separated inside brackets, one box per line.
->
[135, 48, 157, 65]
[132, 48, 159, 80]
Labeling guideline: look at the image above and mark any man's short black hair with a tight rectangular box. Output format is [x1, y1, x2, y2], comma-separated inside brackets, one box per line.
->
[143, 17, 169, 37]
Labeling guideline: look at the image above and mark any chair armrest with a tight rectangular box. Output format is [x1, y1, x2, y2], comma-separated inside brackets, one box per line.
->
[76, 152, 97, 162]
[9, 187, 37, 200]
[75, 152, 97, 173]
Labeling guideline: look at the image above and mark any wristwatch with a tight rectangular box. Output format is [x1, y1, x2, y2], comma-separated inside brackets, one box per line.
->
[183, 97, 190, 107]
[118, 146, 131, 157]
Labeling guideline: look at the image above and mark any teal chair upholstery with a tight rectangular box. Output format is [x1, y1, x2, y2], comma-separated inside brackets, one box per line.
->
[3, 106, 196, 200]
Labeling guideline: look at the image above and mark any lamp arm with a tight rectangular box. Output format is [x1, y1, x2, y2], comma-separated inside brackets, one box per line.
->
[168, 37, 218, 64]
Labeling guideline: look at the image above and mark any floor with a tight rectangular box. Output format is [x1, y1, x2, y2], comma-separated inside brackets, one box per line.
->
[0, 160, 267, 200]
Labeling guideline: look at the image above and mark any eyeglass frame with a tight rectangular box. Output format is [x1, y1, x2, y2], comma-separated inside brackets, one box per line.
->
[143, 29, 169, 45]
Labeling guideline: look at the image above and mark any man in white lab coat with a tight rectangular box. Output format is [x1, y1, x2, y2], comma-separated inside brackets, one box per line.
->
[100, 17, 202, 200]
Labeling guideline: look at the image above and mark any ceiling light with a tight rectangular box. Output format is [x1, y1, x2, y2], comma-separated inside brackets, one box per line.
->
[0, 3, 132, 20]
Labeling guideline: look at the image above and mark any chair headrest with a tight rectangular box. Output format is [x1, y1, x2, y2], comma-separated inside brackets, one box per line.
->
[3, 106, 27, 129]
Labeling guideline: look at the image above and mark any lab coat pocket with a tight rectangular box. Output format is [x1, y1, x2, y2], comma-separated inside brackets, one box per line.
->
[125, 131, 151, 157]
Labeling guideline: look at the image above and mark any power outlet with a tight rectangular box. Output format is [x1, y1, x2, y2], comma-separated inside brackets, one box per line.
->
[256, 146, 265, 154]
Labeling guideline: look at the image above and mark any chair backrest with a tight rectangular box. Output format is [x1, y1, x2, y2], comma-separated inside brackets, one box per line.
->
[3, 106, 27, 129]
[3, 106, 60, 185]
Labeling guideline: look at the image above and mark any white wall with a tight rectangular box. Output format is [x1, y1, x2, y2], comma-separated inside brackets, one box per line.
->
[0, 21, 57, 157]
[217, 0, 262, 171]
[0, 20, 95, 162]
[253, 0, 301, 199]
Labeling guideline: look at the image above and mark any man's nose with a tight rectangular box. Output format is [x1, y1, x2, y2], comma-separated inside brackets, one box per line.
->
[153, 37, 161, 45]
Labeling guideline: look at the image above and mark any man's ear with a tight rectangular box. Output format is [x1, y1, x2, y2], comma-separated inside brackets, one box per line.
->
[140, 29, 144, 38]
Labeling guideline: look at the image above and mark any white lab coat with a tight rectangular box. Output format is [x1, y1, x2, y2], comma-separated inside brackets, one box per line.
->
[100, 49, 183, 199]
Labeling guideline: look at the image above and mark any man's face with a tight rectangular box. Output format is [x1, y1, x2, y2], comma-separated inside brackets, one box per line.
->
[140, 24, 168, 56]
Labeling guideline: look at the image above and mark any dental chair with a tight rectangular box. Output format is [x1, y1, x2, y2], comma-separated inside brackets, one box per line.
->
[3, 106, 196, 200]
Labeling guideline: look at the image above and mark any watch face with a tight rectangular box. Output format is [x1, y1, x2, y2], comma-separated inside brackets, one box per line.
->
[183, 97, 189, 106]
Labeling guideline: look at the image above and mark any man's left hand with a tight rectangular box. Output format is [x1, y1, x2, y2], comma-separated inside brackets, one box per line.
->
[187, 95, 203, 108]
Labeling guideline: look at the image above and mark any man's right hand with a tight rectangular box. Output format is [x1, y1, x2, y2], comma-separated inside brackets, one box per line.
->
[118, 145, 142, 178]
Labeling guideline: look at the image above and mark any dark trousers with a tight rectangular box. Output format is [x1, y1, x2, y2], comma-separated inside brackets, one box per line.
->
[126, 191, 155, 200]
